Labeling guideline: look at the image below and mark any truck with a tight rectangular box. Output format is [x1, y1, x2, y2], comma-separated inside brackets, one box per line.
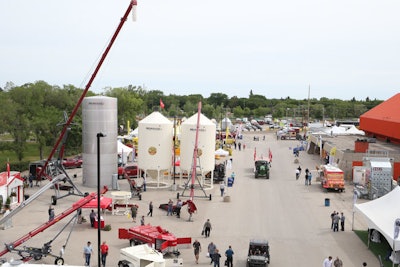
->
[319, 164, 345, 192]
[118, 245, 183, 267]
[247, 239, 270, 267]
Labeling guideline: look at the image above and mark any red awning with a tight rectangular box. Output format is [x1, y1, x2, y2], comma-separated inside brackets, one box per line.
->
[74, 196, 112, 210]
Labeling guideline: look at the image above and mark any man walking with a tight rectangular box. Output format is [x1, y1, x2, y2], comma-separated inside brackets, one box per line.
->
[193, 239, 201, 264]
[208, 242, 216, 265]
[147, 201, 153, 217]
[323, 256, 332, 267]
[333, 256, 343, 267]
[100, 241, 109, 267]
[83, 241, 93, 267]
[340, 212, 345, 231]
[225, 245, 234, 267]
[203, 219, 212, 238]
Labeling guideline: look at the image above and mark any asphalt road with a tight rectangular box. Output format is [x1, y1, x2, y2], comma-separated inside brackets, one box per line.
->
[1, 131, 380, 267]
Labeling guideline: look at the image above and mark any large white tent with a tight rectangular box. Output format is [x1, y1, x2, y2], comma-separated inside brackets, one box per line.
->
[354, 186, 400, 250]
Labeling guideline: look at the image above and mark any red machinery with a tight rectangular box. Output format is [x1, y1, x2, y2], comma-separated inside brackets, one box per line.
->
[0, 187, 108, 264]
[118, 224, 191, 254]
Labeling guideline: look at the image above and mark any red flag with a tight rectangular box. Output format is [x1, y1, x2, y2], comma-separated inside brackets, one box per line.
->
[160, 99, 165, 109]
[268, 148, 273, 162]
[7, 162, 10, 178]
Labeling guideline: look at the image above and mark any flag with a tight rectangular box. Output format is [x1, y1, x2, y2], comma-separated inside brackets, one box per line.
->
[7, 162, 10, 178]
[160, 99, 165, 109]
[268, 148, 273, 162]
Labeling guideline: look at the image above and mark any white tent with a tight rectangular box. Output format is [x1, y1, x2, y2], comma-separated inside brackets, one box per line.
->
[345, 125, 365, 135]
[117, 140, 133, 163]
[354, 186, 400, 250]
[215, 148, 229, 157]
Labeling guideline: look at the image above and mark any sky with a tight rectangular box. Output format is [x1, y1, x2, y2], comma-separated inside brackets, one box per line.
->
[1, 0, 400, 101]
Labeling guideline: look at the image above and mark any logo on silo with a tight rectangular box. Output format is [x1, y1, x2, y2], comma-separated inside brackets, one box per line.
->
[148, 146, 157, 155]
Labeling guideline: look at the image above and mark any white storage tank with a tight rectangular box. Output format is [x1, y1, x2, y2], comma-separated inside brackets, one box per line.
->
[180, 113, 216, 173]
[138, 112, 173, 173]
[82, 96, 118, 188]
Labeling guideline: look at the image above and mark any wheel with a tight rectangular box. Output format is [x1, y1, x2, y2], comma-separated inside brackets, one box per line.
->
[33, 254, 42, 261]
[51, 195, 57, 205]
[54, 257, 64, 265]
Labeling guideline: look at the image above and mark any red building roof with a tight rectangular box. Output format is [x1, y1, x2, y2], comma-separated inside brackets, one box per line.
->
[360, 93, 400, 142]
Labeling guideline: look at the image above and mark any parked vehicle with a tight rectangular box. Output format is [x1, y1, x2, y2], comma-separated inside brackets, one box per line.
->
[247, 239, 270, 267]
[318, 164, 345, 192]
[118, 165, 140, 179]
[62, 157, 82, 169]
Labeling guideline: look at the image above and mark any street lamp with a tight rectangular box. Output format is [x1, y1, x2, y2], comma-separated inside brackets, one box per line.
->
[96, 132, 106, 267]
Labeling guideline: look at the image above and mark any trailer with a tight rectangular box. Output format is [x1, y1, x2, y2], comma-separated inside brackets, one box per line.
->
[118, 224, 191, 255]
[118, 244, 183, 267]
[318, 165, 345, 192]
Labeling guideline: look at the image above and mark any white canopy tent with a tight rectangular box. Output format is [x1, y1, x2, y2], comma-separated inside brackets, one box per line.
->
[117, 140, 133, 163]
[354, 186, 400, 250]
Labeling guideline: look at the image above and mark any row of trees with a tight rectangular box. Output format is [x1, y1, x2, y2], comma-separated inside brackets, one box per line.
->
[0, 81, 383, 162]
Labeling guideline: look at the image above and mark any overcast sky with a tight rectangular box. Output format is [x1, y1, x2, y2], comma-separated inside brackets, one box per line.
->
[1, 0, 399, 101]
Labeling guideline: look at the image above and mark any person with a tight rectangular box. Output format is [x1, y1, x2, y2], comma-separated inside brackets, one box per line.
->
[307, 172, 312, 185]
[305, 168, 309, 185]
[28, 173, 33, 188]
[2, 206, 12, 229]
[131, 204, 138, 222]
[333, 256, 343, 267]
[231, 172, 236, 183]
[333, 212, 340, 232]
[207, 242, 216, 265]
[220, 182, 225, 197]
[213, 249, 221, 267]
[295, 168, 300, 180]
[238, 142, 241, 151]
[225, 245, 234, 267]
[77, 208, 83, 224]
[176, 199, 182, 218]
[192, 239, 201, 264]
[48, 205, 55, 221]
[340, 212, 345, 231]
[203, 219, 212, 238]
[330, 211, 336, 229]
[323, 256, 332, 267]
[89, 210, 96, 227]
[147, 201, 153, 217]
[167, 199, 174, 216]
[83, 241, 93, 267]
[140, 215, 145, 225]
[100, 241, 109, 267]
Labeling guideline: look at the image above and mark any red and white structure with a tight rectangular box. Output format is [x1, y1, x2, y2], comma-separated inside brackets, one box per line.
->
[0, 170, 24, 209]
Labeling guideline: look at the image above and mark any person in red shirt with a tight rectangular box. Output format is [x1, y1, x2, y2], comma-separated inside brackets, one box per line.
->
[100, 241, 109, 267]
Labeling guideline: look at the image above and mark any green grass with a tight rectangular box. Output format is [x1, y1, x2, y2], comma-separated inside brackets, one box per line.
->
[354, 230, 392, 267]
[0, 142, 52, 172]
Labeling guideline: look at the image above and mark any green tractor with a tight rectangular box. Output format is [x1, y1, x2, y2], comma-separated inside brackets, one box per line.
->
[254, 160, 270, 179]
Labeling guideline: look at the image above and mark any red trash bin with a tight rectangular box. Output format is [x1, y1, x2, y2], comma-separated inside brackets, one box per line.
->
[94, 216, 105, 229]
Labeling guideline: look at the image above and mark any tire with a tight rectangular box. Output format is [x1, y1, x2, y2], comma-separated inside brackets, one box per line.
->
[33, 254, 42, 261]
[54, 257, 64, 265]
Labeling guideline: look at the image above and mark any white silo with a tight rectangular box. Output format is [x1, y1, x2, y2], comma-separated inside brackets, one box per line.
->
[138, 112, 173, 187]
[82, 96, 118, 188]
[180, 113, 216, 175]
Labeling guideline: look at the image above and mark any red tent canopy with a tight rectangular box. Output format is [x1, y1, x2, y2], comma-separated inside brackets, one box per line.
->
[73, 196, 112, 210]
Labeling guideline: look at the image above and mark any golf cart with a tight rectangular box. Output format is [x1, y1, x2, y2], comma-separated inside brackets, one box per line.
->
[247, 239, 270, 267]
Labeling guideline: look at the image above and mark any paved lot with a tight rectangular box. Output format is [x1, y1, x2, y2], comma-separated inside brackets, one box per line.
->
[1, 131, 379, 266]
